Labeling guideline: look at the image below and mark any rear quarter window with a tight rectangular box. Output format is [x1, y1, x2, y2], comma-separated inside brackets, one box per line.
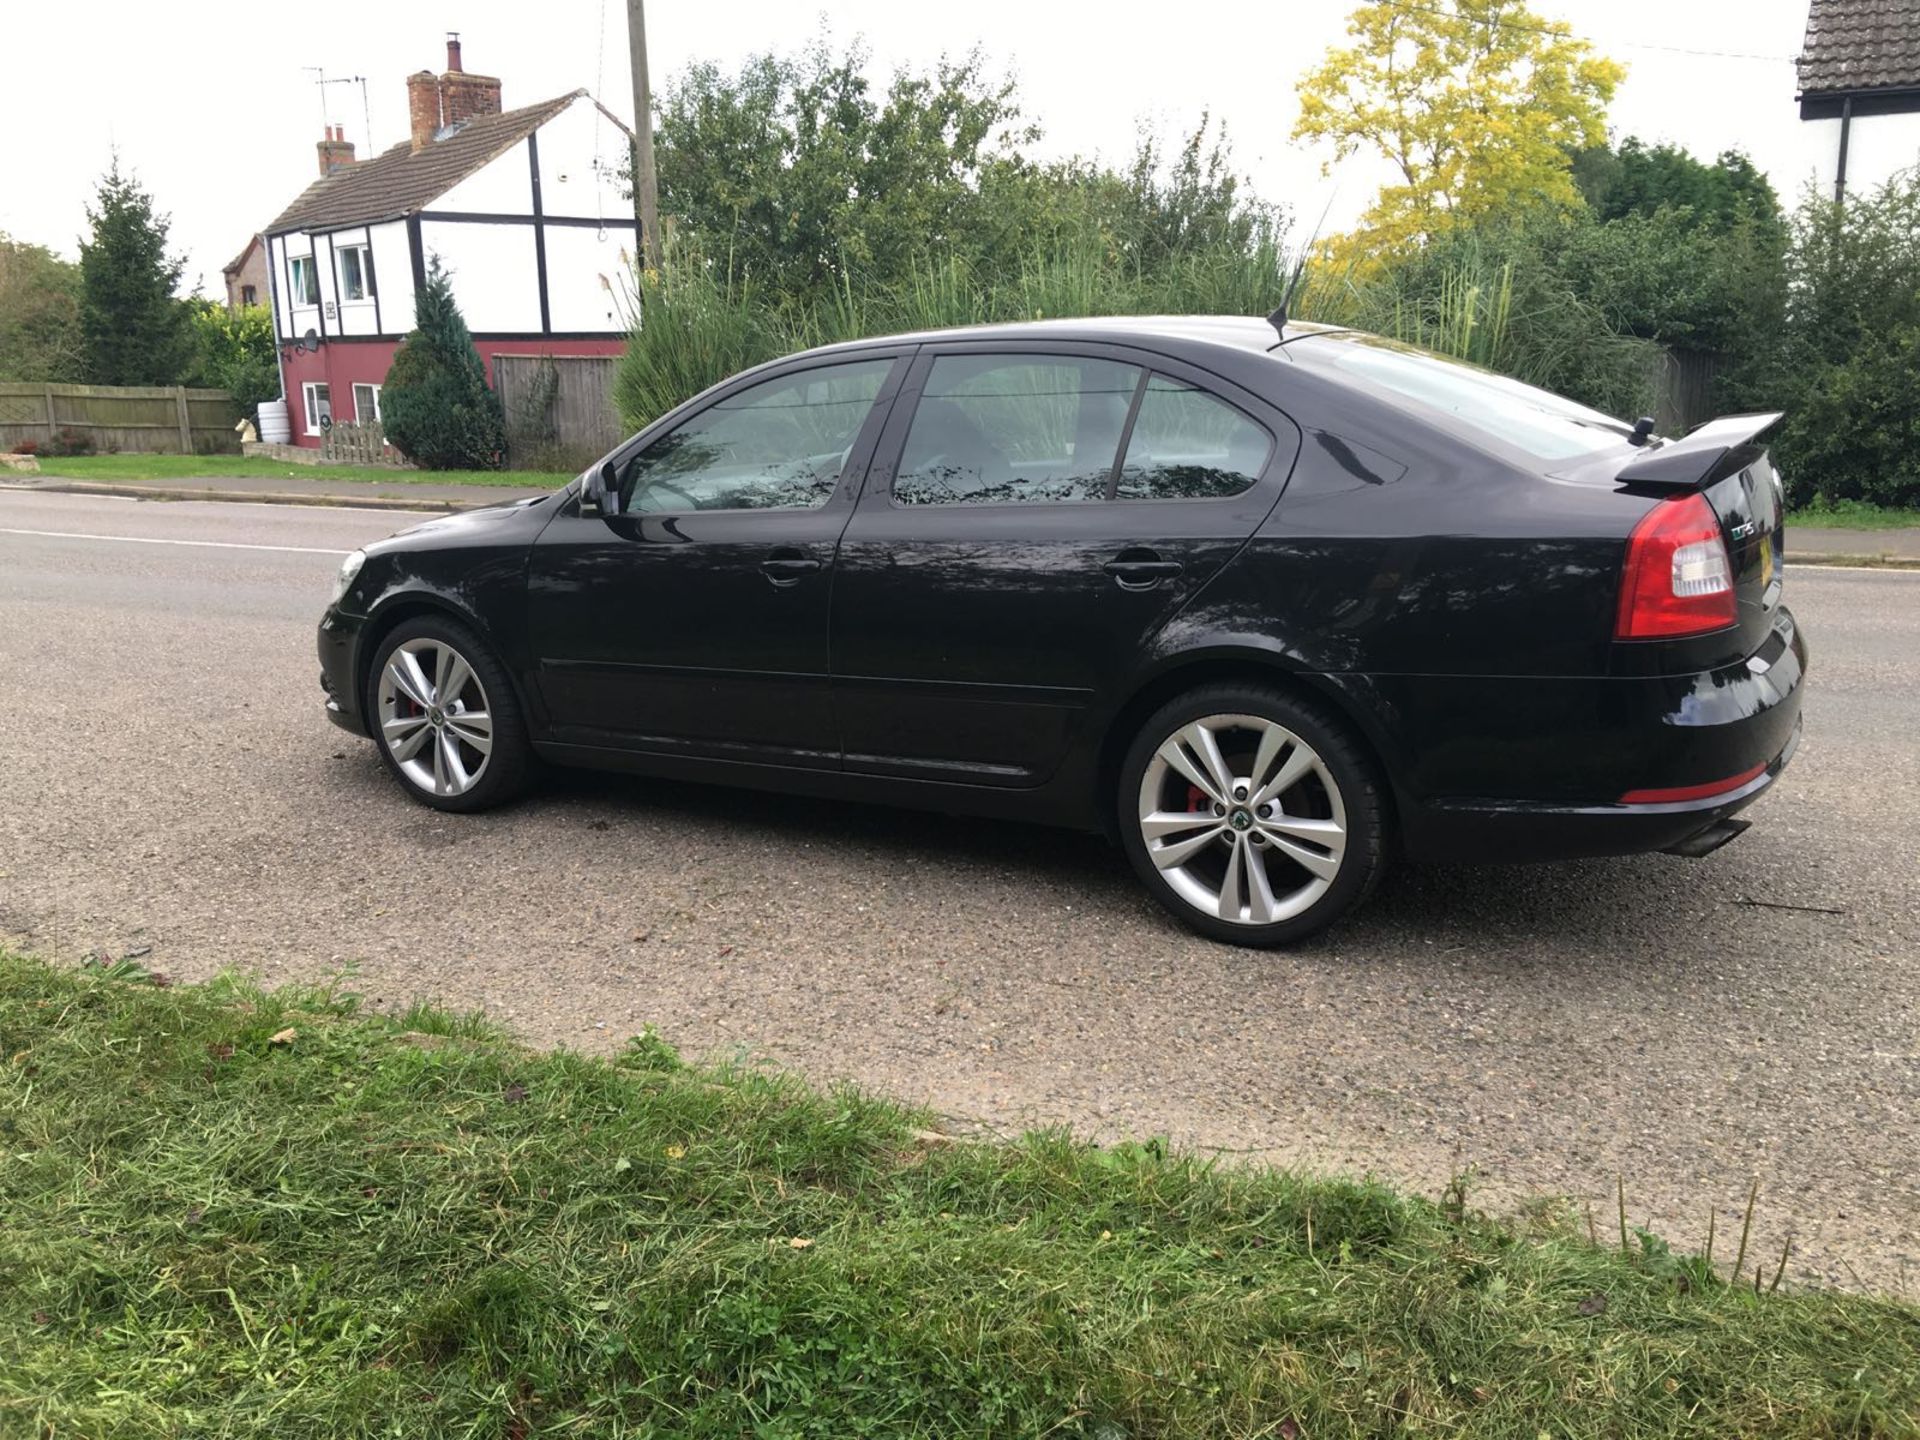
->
[1309, 336, 1629, 463]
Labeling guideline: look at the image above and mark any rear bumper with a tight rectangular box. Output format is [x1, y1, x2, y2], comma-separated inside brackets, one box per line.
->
[318, 606, 370, 738]
[1393, 606, 1806, 864]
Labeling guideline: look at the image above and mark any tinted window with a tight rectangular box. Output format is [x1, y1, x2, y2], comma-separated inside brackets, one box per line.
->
[1313, 336, 1627, 461]
[1116, 377, 1271, 500]
[894, 355, 1140, 506]
[619, 359, 890, 513]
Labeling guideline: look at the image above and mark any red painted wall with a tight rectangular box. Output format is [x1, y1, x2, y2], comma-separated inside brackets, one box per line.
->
[278, 336, 624, 446]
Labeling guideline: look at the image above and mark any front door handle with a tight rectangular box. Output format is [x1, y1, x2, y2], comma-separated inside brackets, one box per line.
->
[761, 552, 822, 586]
[1103, 552, 1184, 590]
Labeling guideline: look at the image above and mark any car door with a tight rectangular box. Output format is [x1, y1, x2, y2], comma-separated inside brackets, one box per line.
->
[830, 343, 1299, 787]
[526, 352, 906, 767]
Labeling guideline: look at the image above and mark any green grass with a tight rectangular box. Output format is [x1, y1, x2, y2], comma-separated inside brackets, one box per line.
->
[28, 454, 569, 488]
[1789, 497, 1920, 530]
[3, 953, 1916, 1439]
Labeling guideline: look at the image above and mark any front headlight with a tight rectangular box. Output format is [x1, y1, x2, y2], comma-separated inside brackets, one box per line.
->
[332, 549, 366, 604]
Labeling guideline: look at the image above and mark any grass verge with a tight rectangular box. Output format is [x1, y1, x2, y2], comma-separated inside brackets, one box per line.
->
[3, 951, 1916, 1439]
[25, 454, 568, 489]
[1790, 498, 1920, 531]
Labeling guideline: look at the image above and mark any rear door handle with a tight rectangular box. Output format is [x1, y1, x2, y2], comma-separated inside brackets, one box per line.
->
[761, 553, 822, 585]
[1103, 555, 1184, 589]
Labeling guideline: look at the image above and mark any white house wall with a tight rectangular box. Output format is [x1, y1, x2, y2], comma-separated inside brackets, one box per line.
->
[367, 220, 416, 335]
[1799, 112, 1920, 201]
[435, 137, 537, 214]
[527, 97, 630, 223]
[543, 225, 633, 331]
[270, 233, 322, 343]
[419, 219, 543, 333]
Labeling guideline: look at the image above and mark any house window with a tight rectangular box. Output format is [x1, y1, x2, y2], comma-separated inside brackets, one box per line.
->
[338, 244, 375, 302]
[302, 382, 332, 434]
[352, 383, 381, 424]
[289, 254, 319, 305]
[240, 284, 258, 306]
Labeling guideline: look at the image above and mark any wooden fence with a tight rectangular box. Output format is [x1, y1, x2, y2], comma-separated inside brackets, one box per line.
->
[1651, 347, 1721, 436]
[0, 383, 240, 456]
[494, 354, 624, 470]
[321, 420, 397, 465]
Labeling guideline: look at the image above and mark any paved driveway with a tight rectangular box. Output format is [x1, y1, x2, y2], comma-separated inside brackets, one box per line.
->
[2, 490, 1915, 1291]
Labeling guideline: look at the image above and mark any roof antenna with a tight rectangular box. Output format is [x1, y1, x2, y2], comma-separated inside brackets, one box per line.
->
[1267, 183, 1340, 343]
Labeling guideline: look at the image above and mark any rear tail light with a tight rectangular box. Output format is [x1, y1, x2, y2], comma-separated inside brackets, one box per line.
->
[1615, 493, 1737, 640]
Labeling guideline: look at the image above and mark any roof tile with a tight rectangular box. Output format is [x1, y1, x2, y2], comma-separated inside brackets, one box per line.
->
[1798, 0, 1920, 95]
[265, 91, 584, 235]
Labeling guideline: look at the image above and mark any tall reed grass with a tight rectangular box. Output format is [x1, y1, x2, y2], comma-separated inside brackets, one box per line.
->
[614, 231, 1290, 431]
[614, 228, 1660, 434]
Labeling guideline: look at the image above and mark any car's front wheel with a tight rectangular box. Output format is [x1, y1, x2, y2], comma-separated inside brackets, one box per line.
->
[1118, 684, 1387, 946]
[367, 616, 532, 812]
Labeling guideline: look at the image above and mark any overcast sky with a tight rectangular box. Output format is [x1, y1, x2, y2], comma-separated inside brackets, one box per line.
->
[0, 1, 1819, 294]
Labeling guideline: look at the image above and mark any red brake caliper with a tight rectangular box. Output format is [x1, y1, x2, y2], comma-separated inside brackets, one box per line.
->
[1186, 784, 1208, 812]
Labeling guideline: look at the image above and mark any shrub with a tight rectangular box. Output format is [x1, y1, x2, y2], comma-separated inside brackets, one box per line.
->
[1769, 172, 1920, 508]
[38, 426, 95, 457]
[380, 256, 504, 470]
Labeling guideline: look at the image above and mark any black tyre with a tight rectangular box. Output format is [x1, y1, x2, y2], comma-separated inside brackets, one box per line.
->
[1117, 682, 1387, 946]
[365, 615, 533, 813]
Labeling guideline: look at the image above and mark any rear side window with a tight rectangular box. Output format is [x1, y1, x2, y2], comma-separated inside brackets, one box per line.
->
[1116, 377, 1271, 500]
[894, 355, 1140, 506]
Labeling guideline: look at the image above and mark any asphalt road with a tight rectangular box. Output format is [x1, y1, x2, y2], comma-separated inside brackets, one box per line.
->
[2, 490, 1915, 1292]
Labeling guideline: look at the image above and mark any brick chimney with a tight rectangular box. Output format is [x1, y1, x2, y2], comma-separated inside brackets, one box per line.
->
[407, 69, 441, 153]
[437, 33, 503, 127]
[316, 125, 356, 176]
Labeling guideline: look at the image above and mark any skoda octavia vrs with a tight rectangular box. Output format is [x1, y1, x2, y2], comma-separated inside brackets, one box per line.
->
[317, 318, 1805, 946]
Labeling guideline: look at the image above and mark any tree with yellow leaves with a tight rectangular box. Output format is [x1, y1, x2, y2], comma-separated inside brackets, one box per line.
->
[1295, 0, 1625, 262]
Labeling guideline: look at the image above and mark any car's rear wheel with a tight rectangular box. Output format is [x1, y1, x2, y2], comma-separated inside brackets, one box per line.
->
[368, 616, 531, 812]
[1118, 684, 1387, 946]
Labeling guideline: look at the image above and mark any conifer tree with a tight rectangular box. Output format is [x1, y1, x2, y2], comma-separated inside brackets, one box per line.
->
[381, 257, 505, 470]
[78, 158, 192, 385]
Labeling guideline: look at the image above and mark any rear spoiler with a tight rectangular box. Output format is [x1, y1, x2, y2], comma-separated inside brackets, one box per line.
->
[1613, 412, 1784, 492]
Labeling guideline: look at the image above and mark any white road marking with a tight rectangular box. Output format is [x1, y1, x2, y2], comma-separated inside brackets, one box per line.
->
[0, 526, 349, 557]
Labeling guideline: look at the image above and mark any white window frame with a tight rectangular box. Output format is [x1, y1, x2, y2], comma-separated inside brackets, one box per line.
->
[352, 382, 381, 424]
[302, 381, 332, 435]
[337, 244, 374, 303]
[289, 254, 319, 306]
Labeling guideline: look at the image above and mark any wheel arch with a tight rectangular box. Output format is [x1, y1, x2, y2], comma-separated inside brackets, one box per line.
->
[354, 591, 532, 724]
[1093, 647, 1404, 840]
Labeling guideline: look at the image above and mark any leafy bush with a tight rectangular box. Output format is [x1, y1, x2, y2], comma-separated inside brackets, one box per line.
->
[184, 301, 278, 420]
[1768, 173, 1920, 508]
[38, 426, 95, 457]
[380, 257, 503, 470]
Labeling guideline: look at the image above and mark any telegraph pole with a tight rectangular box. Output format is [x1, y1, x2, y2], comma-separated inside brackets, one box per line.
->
[626, 0, 662, 272]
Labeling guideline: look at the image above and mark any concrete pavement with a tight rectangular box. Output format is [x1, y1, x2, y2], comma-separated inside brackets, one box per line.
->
[1, 489, 1916, 1293]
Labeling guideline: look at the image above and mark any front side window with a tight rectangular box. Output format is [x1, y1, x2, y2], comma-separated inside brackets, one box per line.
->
[1115, 377, 1271, 501]
[240, 284, 257, 306]
[352, 383, 381, 423]
[617, 358, 892, 514]
[894, 355, 1140, 506]
[290, 254, 319, 305]
[302, 382, 331, 434]
[338, 245, 374, 302]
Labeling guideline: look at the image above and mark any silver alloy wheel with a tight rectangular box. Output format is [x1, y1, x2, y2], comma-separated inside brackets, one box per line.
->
[1137, 713, 1348, 926]
[375, 637, 494, 798]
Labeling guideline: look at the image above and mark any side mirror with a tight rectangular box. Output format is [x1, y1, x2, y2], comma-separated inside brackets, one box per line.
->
[581, 461, 619, 518]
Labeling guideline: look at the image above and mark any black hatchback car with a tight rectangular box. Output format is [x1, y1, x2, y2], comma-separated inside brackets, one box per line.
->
[318, 318, 1805, 945]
